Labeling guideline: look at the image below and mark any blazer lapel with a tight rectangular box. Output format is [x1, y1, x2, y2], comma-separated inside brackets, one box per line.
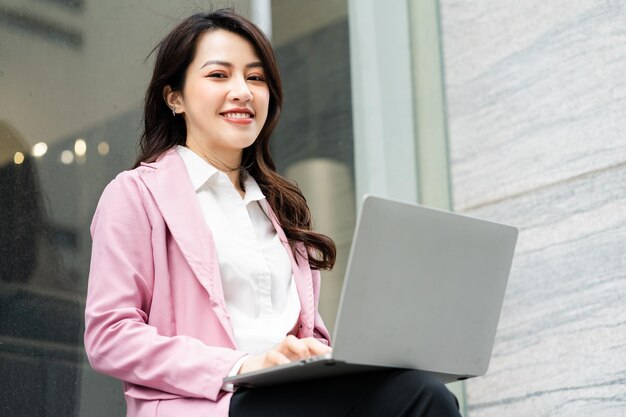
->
[138, 149, 236, 344]
[265, 204, 315, 334]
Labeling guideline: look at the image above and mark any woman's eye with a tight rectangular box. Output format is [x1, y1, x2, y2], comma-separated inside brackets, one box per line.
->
[248, 75, 265, 82]
[207, 73, 227, 78]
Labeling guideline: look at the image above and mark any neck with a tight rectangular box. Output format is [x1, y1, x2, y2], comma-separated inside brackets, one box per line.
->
[184, 139, 243, 194]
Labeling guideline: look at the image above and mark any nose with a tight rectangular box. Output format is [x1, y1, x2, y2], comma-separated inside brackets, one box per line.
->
[228, 76, 253, 102]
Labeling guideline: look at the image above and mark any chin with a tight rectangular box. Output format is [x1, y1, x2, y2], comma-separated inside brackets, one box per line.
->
[222, 141, 255, 155]
[236, 136, 261, 149]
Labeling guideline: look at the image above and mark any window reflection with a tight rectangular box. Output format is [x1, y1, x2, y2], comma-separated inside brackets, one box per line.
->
[0, 120, 83, 416]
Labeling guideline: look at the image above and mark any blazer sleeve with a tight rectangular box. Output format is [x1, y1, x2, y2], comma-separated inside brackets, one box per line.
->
[84, 173, 246, 401]
[310, 268, 332, 345]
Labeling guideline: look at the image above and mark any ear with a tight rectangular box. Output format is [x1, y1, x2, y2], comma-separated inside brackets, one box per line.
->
[163, 85, 184, 114]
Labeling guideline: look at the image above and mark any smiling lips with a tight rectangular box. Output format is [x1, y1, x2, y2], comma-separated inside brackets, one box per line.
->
[220, 109, 254, 124]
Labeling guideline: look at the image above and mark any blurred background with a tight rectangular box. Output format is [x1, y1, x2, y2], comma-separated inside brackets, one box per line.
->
[0, 0, 624, 416]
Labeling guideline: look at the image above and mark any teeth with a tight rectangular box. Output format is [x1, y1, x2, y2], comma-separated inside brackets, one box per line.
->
[223, 112, 251, 119]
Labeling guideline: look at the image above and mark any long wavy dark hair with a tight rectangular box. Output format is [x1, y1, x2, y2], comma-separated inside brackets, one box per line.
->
[134, 9, 335, 270]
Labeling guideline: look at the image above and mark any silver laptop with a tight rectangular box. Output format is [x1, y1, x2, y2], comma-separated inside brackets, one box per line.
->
[224, 195, 518, 387]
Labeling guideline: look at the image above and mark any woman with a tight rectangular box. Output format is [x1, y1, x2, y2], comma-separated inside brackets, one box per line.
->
[84, 9, 461, 417]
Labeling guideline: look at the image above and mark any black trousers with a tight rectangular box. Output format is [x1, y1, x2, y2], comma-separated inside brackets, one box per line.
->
[229, 369, 462, 417]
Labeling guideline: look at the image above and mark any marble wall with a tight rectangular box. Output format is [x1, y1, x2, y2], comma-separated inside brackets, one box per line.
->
[439, 0, 626, 415]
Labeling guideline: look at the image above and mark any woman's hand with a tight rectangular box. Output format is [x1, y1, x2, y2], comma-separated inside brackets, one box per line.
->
[238, 335, 332, 375]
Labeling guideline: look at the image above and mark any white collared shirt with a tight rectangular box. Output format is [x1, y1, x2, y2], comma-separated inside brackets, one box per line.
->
[176, 146, 301, 355]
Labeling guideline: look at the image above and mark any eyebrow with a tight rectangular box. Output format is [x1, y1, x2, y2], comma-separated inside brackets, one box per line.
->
[200, 60, 264, 69]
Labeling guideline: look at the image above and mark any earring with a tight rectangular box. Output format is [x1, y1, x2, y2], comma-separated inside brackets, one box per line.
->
[172, 108, 176, 116]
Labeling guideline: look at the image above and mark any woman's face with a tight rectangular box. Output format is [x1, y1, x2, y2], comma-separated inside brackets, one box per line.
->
[169, 29, 270, 164]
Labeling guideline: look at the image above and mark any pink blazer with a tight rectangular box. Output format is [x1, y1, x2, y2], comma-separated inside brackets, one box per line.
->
[84, 148, 331, 417]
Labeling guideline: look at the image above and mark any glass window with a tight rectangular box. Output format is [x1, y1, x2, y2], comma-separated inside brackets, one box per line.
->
[271, 0, 354, 332]
[0, 1, 352, 414]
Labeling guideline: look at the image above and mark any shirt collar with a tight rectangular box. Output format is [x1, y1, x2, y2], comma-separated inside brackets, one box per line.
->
[242, 173, 266, 206]
[176, 145, 266, 206]
[176, 145, 219, 191]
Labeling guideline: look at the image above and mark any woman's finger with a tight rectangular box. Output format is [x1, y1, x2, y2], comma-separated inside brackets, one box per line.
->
[278, 335, 310, 360]
[265, 349, 290, 367]
[300, 337, 333, 356]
